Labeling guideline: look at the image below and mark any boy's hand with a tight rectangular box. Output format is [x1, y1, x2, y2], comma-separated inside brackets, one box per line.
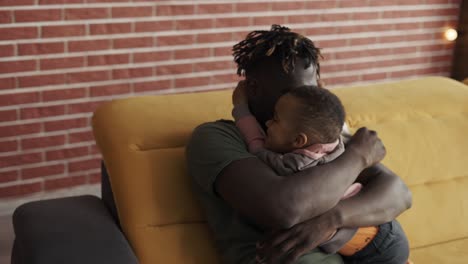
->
[233, 80, 248, 105]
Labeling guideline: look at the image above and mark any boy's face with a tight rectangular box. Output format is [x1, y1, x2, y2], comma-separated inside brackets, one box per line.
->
[264, 94, 300, 153]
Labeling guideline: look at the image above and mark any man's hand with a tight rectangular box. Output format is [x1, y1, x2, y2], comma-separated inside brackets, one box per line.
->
[232, 80, 248, 105]
[347, 127, 386, 168]
[256, 210, 339, 264]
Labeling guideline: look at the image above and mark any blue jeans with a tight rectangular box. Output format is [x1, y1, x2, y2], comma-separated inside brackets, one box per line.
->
[343, 220, 409, 264]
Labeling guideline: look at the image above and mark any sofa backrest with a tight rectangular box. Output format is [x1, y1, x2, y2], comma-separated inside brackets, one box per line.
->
[92, 77, 468, 263]
[334, 77, 468, 250]
[93, 90, 232, 263]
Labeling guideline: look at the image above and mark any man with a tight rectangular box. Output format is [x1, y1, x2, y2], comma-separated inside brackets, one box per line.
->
[186, 25, 412, 264]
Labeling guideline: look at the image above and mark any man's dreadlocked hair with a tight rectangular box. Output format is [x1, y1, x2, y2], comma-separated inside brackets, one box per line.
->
[232, 24, 322, 77]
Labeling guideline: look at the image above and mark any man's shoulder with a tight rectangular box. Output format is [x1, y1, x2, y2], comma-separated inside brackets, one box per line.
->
[195, 119, 236, 132]
[192, 119, 243, 142]
[187, 119, 254, 195]
[187, 119, 250, 154]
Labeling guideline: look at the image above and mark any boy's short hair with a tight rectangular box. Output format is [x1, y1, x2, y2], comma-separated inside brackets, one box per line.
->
[288, 86, 345, 143]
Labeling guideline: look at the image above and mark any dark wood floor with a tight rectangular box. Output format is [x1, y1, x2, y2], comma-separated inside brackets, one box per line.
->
[0, 215, 13, 264]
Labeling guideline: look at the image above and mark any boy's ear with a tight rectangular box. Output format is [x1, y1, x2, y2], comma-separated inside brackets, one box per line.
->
[293, 133, 308, 148]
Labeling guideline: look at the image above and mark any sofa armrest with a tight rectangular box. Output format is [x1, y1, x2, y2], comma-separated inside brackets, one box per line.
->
[11, 195, 138, 264]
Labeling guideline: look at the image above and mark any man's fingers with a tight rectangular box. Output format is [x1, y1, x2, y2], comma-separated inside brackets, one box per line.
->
[263, 229, 293, 249]
[283, 242, 309, 264]
[258, 228, 300, 264]
[266, 235, 299, 263]
[283, 231, 328, 264]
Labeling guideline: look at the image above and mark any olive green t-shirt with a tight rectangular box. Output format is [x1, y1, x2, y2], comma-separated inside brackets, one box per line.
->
[186, 120, 343, 264]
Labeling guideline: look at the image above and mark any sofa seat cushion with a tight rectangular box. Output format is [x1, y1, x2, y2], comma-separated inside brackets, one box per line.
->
[132, 223, 220, 264]
[410, 237, 468, 263]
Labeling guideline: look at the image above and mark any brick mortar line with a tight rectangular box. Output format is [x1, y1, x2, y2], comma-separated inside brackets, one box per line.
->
[0, 127, 92, 143]
[0, 14, 457, 44]
[151, 81, 235, 95]
[1, 0, 228, 11]
[6, 58, 450, 103]
[0, 2, 155, 11]
[0, 112, 92, 130]
[0, 68, 235, 96]
[0, 45, 233, 62]
[0, 55, 234, 75]
[325, 49, 452, 64]
[0, 167, 102, 188]
[0, 141, 97, 158]
[0, 28, 448, 75]
[37, 168, 101, 182]
[0, 93, 132, 113]
[0, 46, 452, 84]
[0, 5, 458, 29]
[0, 154, 102, 176]
[324, 39, 451, 52]
[0, 160, 65, 174]
[0, 81, 234, 113]
[0, 1, 457, 12]
[0, 37, 450, 63]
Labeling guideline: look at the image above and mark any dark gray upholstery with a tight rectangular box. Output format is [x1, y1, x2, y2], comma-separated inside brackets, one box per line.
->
[11, 162, 138, 264]
[101, 161, 121, 229]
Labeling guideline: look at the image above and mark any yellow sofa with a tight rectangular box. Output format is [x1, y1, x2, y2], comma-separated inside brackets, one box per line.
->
[92, 77, 468, 264]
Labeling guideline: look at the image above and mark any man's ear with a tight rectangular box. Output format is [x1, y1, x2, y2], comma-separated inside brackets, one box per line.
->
[293, 133, 308, 148]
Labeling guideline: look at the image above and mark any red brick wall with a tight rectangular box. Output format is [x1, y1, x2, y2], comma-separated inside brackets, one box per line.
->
[0, 0, 460, 199]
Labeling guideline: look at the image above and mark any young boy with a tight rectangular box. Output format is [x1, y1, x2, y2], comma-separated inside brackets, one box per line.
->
[232, 81, 410, 264]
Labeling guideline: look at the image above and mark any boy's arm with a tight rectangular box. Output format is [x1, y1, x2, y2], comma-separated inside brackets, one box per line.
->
[232, 103, 266, 153]
[255, 150, 312, 176]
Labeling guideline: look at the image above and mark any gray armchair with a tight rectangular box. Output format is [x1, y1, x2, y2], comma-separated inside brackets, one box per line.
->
[11, 162, 138, 264]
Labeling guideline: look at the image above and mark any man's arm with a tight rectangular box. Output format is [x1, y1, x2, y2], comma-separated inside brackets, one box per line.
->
[215, 127, 388, 230]
[334, 163, 412, 227]
[256, 163, 412, 264]
[216, 149, 362, 230]
[216, 130, 378, 229]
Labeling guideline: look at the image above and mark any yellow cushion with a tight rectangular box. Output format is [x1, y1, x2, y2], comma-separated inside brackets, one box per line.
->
[92, 77, 468, 263]
[93, 91, 232, 263]
[333, 77, 468, 251]
[410, 238, 468, 263]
